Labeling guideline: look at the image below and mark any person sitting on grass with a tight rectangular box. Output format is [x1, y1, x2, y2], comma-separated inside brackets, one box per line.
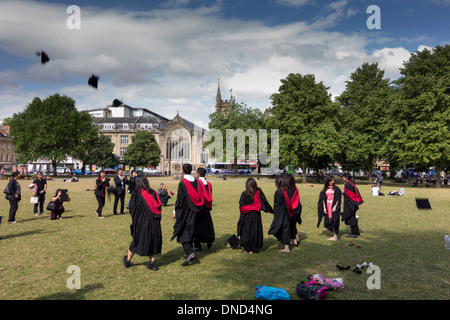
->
[387, 187, 406, 196]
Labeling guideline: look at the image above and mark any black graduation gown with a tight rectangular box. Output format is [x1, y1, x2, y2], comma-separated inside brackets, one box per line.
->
[268, 186, 302, 245]
[171, 179, 202, 244]
[317, 186, 342, 234]
[342, 181, 362, 235]
[129, 190, 162, 256]
[195, 181, 215, 243]
[237, 188, 273, 253]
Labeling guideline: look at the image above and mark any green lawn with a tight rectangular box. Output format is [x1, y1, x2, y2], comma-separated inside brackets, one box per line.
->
[0, 175, 448, 300]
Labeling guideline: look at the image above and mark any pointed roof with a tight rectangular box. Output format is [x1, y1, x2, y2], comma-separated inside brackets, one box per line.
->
[216, 80, 222, 103]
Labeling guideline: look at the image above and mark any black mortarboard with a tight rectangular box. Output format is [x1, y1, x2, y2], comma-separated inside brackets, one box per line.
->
[88, 74, 99, 89]
[36, 51, 50, 64]
[227, 234, 240, 249]
[415, 198, 431, 210]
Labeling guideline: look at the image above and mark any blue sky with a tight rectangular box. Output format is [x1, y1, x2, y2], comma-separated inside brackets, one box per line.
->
[0, 0, 448, 126]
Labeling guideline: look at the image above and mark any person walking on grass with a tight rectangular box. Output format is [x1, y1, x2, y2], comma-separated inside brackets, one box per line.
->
[123, 175, 162, 271]
[94, 170, 110, 219]
[6, 171, 21, 224]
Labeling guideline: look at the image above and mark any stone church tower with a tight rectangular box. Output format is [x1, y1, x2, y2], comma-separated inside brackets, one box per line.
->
[215, 81, 235, 114]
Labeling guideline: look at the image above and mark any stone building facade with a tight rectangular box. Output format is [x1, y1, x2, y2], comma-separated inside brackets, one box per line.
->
[89, 100, 208, 174]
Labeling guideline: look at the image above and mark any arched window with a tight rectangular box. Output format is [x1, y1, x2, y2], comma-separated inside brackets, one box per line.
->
[166, 128, 190, 160]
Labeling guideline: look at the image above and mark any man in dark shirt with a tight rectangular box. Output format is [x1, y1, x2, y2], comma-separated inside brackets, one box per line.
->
[32, 171, 47, 216]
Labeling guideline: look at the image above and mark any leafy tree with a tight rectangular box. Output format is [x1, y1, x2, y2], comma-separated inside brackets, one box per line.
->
[336, 62, 393, 183]
[73, 131, 119, 173]
[8, 94, 93, 175]
[382, 45, 450, 187]
[122, 130, 161, 168]
[206, 102, 265, 176]
[266, 73, 341, 182]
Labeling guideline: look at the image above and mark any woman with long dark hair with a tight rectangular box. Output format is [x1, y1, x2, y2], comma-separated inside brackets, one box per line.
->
[237, 178, 273, 254]
[317, 175, 342, 241]
[269, 174, 302, 252]
[94, 170, 110, 219]
[122, 175, 162, 271]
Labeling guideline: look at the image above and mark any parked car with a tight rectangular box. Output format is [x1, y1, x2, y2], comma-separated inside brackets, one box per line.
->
[143, 167, 161, 174]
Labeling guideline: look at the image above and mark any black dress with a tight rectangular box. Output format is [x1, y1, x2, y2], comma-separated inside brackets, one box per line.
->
[129, 190, 162, 256]
[195, 180, 215, 244]
[342, 181, 363, 236]
[237, 188, 273, 253]
[171, 179, 203, 244]
[269, 186, 302, 245]
[317, 186, 342, 234]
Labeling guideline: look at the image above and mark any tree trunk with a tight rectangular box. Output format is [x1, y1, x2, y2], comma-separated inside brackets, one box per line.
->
[52, 160, 57, 177]
[435, 166, 441, 189]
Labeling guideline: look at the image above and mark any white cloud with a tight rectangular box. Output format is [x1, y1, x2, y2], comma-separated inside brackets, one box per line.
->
[0, 0, 427, 125]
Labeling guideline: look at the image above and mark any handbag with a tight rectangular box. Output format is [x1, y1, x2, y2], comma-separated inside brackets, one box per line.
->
[3, 184, 11, 195]
[30, 196, 39, 204]
[255, 286, 290, 300]
[296, 281, 328, 300]
[46, 201, 56, 212]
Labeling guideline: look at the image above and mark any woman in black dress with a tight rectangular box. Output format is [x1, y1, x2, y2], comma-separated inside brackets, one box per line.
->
[50, 189, 70, 220]
[237, 178, 273, 254]
[269, 174, 302, 252]
[122, 175, 162, 271]
[94, 170, 110, 219]
[317, 175, 342, 241]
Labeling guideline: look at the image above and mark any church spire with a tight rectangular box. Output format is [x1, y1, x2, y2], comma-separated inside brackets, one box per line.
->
[216, 79, 222, 104]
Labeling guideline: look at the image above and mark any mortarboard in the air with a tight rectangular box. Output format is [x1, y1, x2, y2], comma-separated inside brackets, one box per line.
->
[88, 74, 100, 89]
[415, 198, 431, 210]
[35, 51, 50, 64]
[227, 234, 240, 249]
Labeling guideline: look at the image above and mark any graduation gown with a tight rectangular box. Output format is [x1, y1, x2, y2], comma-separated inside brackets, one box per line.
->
[129, 189, 162, 256]
[269, 186, 302, 245]
[237, 188, 273, 253]
[196, 179, 215, 243]
[171, 178, 204, 244]
[317, 186, 342, 234]
[342, 181, 363, 234]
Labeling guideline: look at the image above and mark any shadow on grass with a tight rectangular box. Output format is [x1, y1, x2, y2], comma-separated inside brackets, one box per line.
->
[35, 283, 105, 300]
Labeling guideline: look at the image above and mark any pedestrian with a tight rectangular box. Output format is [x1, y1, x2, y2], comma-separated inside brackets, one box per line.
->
[5, 171, 21, 223]
[269, 174, 301, 252]
[94, 170, 110, 218]
[113, 168, 128, 215]
[171, 163, 204, 266]
[317, 175, 342, 241]
[126, 170, 138, 209]
[32, 171, 47, 216]
[123, 175, 162, 271]
[342, 173, 363, 238]
[157, 183, 171, 206]
[237, 178, 273, 254]
[194, 167, 215, 251]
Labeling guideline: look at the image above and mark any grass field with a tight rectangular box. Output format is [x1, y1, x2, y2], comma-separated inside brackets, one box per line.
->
[0, 175, 448, 300]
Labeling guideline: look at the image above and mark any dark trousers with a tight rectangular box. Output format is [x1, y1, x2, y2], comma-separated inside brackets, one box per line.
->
[96, 195, 105, 217]
[182, 242, 194, 255]
[33, 193, 45, 214]
[113, 191, 125, 214]
[9, 199, 18, 222]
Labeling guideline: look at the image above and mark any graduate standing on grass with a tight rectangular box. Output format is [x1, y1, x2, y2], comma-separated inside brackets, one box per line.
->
[269, 174, 301, 252]
[194, 167, 215, 251]
[317, 175, 342, 241]
[171, 163, 204, 266]
[123, 175, 162, 271]
[342, 173, 363, 238]
[238, 178, 273, 254]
